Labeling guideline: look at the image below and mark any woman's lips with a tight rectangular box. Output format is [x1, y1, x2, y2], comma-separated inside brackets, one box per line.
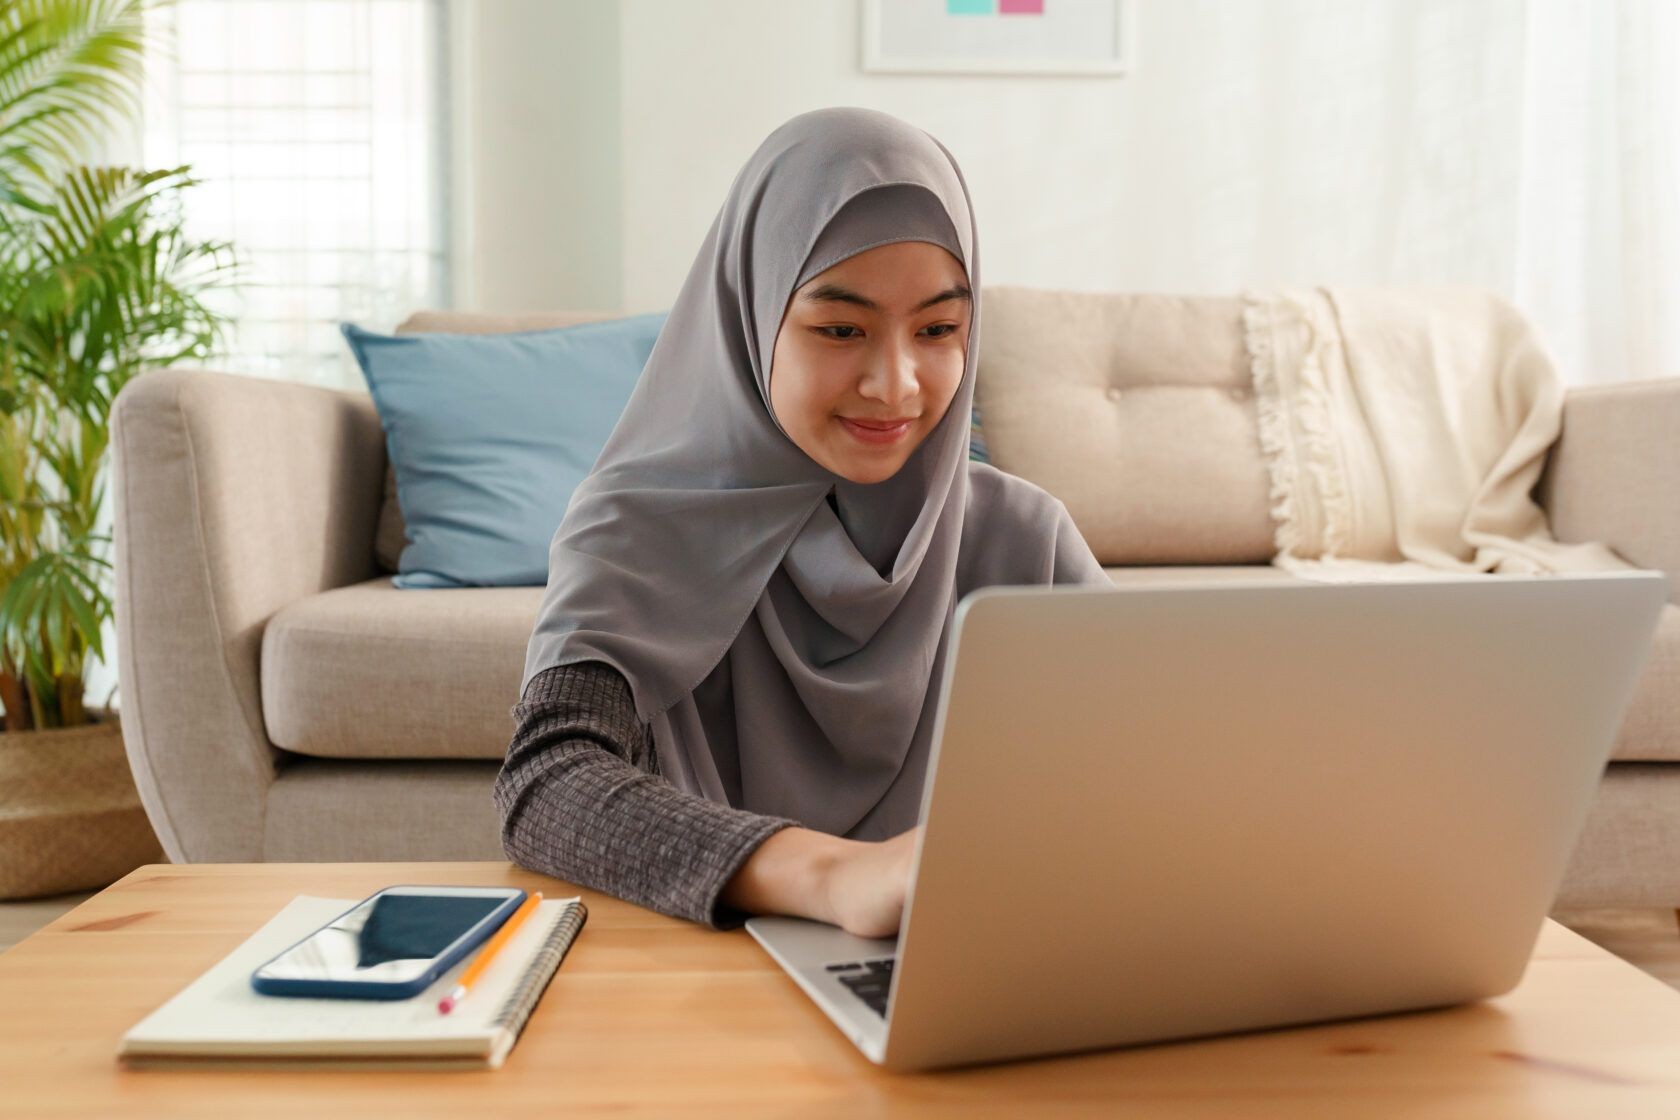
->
[839, 416, 916, 445]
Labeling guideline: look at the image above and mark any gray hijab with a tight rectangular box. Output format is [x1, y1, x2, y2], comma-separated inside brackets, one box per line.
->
[521, 106, 1109, 840]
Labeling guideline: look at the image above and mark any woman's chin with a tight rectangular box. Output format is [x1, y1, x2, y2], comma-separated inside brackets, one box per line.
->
[828, 449, 910, 486]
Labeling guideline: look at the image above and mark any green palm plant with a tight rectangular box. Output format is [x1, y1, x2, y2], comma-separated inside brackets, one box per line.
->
[0, 0, 241, 730]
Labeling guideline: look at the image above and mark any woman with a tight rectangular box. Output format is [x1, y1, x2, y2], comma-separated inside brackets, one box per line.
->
[493, 107, 1109, 939]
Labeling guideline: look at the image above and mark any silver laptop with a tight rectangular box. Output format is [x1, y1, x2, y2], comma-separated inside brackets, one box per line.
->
[746, 570, 1668, 1072]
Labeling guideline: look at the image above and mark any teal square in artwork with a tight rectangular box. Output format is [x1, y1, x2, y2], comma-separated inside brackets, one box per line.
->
[946, 0, 993, 13]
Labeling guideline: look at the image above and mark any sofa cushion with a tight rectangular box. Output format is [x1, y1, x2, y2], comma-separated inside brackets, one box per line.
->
[262, 569, 1680, 763]
[976, 287, 1278, 566]
[262, 568, 1300, 761]
[345, 313, 667, 587]
[374, 310, 628, 572]
[262, 577, 544, 760]
[1617, 603, 1680, 761]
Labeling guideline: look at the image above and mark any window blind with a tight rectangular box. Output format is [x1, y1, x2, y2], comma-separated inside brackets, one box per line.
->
[141, 0, 452, 390]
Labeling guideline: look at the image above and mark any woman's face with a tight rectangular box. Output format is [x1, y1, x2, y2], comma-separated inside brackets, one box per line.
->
[770, 240, 971, 485]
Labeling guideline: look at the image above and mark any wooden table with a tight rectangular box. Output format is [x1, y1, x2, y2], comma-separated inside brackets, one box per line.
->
[5, 862, 1680, 1117]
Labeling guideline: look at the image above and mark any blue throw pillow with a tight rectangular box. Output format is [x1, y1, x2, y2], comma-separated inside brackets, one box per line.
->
[967, 401, 990, 464]
[341, 313, 667, 588]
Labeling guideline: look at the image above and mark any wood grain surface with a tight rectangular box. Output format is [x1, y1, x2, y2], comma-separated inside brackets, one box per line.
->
[4, 862, 1680, 1117]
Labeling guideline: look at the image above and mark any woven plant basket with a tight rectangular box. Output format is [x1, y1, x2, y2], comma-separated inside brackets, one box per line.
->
[0, 708, 165, 900]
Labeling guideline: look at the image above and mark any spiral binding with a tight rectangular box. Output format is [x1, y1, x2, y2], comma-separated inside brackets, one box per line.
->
[489, 900, 589, 1036]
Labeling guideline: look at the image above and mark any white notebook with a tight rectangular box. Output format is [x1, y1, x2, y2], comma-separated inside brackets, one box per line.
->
[118, 893, 587, 1071]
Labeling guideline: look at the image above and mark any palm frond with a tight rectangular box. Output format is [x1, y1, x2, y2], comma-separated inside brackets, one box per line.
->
[0, 0, 160, 180]
[0, 0, 240, 727]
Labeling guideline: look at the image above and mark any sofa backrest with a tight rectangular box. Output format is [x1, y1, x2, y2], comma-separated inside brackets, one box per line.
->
[375, 291, 1280, 571]
[976, 286, 1275, 564]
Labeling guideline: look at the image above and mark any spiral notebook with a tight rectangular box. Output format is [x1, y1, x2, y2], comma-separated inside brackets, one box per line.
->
[117, 893, 587, 1071]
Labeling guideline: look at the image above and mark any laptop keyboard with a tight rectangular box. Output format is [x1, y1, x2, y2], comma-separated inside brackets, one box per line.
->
[824, 956, 896, 1017]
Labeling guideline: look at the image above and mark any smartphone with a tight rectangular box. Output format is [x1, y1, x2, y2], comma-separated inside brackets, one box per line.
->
[249, 885, 528, 1000]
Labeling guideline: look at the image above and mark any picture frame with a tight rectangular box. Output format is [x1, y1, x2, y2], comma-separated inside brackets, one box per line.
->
[861, 0, 1133, 77]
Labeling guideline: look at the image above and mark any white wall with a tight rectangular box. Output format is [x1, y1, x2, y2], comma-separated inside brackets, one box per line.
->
[466, 1, 1534, 312]
[612, 0, 1526, 309]
[459, 0, 623, 312]
[471, 0, 1670, 384]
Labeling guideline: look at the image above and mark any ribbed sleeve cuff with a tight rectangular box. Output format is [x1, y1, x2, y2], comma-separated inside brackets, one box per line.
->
[696, 816, 800, 931]
[494, 660, 804, 930]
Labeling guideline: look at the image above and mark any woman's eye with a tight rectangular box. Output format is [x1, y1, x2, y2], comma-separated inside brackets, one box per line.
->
[813, 323, 957, 341]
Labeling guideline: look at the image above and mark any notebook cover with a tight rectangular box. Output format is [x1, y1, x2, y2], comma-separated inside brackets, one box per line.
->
[117, 893, 587, 1071]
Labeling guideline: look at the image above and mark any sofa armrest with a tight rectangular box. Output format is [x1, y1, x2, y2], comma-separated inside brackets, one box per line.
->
[1537, 377, 1680, 605]
[111, 368, 386, 861]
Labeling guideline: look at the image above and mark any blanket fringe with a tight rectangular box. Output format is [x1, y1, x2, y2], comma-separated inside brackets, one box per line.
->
[1291, 290, 1353, 557]
[1241, 288, 1354, 561]
[1241, 291, 1304, 559]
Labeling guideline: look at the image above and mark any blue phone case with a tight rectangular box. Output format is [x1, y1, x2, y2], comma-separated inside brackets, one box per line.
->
[248, 886, 528, 1000]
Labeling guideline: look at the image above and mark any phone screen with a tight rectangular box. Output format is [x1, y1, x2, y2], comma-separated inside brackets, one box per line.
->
[253, 891, 511, 984]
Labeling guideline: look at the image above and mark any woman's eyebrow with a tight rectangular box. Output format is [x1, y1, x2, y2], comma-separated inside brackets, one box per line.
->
[800, 282, 972, 313]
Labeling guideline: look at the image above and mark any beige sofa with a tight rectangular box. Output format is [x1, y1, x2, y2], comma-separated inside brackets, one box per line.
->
[109, 287, 1680, 908]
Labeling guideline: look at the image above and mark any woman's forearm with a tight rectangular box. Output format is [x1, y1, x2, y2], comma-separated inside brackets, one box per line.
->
[719, 826, 860, 924]
[497, 661, 911, 937]
[495, 662, 800, 929]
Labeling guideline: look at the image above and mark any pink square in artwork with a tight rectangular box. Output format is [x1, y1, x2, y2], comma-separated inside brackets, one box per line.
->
[999, 0, 1044, 12]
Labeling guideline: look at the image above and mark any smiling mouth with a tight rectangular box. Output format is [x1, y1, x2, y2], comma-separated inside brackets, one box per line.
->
[839, 416, 916, 445]
[843, 416, 917, 429]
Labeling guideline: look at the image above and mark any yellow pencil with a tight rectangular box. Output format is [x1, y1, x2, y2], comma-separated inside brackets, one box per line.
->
[437, 892, 543, 1015]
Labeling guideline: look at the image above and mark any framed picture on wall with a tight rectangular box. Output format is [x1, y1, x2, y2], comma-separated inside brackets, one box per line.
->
[861, 0, 1132, 76]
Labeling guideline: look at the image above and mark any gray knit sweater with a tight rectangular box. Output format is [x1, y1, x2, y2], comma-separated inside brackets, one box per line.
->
[491, 660, 800, 929]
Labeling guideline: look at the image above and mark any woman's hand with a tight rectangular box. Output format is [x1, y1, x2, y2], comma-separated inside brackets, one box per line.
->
[818, 824, 921, 938]
[721, 824, 922, 938]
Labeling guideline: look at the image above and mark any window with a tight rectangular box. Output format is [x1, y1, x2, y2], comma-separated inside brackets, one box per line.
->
[141, 0, 453, 390]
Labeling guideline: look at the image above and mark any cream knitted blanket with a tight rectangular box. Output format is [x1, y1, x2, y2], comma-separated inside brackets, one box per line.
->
[1240, 286, 1635, 582]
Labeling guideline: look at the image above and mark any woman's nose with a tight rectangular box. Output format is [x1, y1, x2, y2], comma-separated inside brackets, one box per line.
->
[861, 337, 920, 404]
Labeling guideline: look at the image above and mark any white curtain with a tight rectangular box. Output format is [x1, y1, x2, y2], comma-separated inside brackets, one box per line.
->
[1512, 0, 1679, 386]
[136, 0, 453, 392]
[1110, 0, 1680, 388]
[1247, 0, 1677, 387]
